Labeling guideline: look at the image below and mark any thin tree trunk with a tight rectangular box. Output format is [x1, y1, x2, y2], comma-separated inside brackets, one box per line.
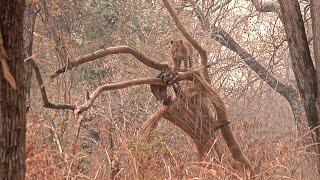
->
[24, 4, 37, 109]
[0, 0, 27, 179]
[278, 0, 320, 174]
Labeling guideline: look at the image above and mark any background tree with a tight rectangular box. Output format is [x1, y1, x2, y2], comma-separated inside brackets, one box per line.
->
[187, 0, 305, 128]
[278, 0, 320, 173]
[0, 0, 27, 179]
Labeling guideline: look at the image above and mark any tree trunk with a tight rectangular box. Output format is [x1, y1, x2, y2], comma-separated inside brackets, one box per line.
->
[310, 0, 320, 173]
[311, 0, 320, 74]
[0, 0, 27, 179]
[310, 0, 320, 129]
[24, 3, 37, 108]
[278, 0, 320, 173]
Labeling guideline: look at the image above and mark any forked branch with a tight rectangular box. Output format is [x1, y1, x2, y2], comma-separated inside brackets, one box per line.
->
[27, 58, 77, 110]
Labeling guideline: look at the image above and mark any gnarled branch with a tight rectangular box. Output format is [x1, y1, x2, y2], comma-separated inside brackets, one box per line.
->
[74, 78, 165, 115]
[50, 45, 167, 79]
[75, 66, 207, 115]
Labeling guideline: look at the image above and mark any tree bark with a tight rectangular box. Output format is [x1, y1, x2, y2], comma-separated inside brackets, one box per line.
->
[310, 0, 320, 69]
[278, 0, 320, 173]
[310, 0, 320, 173]
[0, 0, 27, 179]
[310, 0, 320, 128]
[24, 3, 37, 109]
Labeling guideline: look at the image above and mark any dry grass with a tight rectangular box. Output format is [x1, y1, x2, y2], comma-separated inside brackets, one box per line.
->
[25, 68, 318, 179]
[25, 110, 319, 180]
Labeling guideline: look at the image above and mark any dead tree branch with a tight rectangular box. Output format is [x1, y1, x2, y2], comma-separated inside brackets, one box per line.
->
[50, 45, 167, 79]
[75, 66, 207, 115]
[27, 58, 77, 110]
[31, 56, 165, 113]
[74, 78, 165, 115]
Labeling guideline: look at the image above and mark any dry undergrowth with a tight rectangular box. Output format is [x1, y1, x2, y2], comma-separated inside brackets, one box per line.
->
[25, 74, 319, 179]
[26, 118, 319, 179]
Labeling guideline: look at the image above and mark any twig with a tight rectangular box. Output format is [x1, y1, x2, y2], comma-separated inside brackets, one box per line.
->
[50, 124, 63, 154]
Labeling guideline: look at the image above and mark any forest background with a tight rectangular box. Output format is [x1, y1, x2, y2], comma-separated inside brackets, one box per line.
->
[1, 0, 320, 179]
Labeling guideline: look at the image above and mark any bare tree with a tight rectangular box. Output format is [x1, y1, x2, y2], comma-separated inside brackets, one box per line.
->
[188, 0, 304, 128]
